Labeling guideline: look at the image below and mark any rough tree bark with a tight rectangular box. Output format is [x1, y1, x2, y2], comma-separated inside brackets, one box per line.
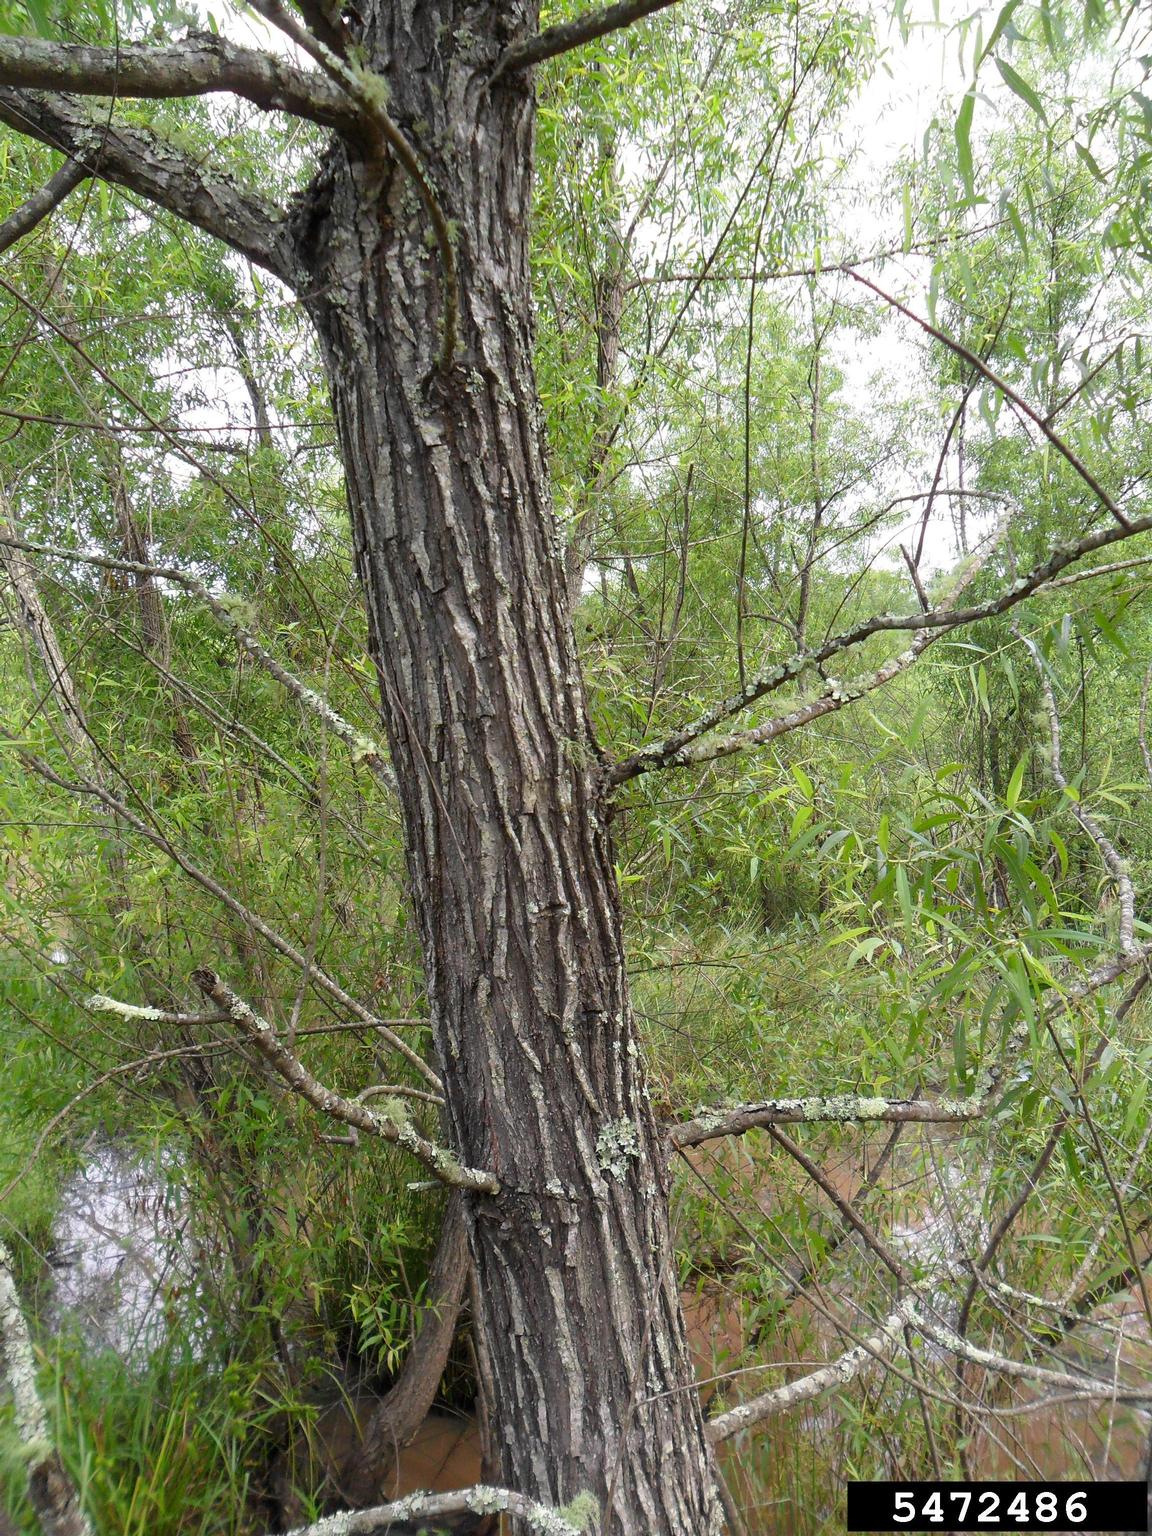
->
[287, 6, 722, 1532]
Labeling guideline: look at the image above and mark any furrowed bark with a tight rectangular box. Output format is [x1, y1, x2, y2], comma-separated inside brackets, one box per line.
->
[292, 5, 721, 1529]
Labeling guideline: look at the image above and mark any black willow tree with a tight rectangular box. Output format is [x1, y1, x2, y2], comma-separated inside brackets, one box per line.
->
[0, 2, 1151, 1534]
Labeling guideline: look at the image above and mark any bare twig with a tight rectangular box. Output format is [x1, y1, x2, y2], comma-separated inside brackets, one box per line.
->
[18, 750, 436, 1088]
[762, 1126, 907, 1281]
[0, 532, 396, 791]
[843, 268, 1133, 532]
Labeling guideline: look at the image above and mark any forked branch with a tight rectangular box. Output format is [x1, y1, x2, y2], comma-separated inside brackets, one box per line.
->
[611, 507, 1152, 783]
[707, 1295, 920, 1442]
[705, 1287, 1149, 1445]
[843, 269, 1133, 532]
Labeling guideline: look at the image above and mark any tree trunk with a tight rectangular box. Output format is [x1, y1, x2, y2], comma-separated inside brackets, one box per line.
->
[291, 6, 721, 1532]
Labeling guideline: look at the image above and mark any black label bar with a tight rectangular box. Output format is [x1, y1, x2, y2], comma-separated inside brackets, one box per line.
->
[846, 1481, 1149, 1532]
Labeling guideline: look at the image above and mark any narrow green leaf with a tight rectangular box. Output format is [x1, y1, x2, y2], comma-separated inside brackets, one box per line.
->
[1004, 199, 1029, 257]
[980, 0, 1022, 62]
[1074, 142, 1105, 182]
[956, 91, 976, 195]
[995, 58, 1047, 123]
[1004, 754, 1027, 810]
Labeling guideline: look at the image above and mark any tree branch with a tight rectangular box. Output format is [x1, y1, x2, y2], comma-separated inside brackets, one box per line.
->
[282, 0, 349, 59]
[493, 0, 681, 80]
[843, 268, 1133, 532]
[85, 995, 229, 1027]
[0, 1238, 93, 1536]
[669, 1087, 994, 1150]
[1020, 632, 1137, 954]
[344, 1192, 470, 1502]
[0, 154, 86, 257]
[0, 532, 395, 791]
[187, 971, 499, 1194]
[641, 506, 1013, 773]
[241, 0, 460, 366]
[609, 506, 1152, 783]
[280, 1485, 590, 1536]
[676, 936, 1152, 1156]
[706, 1295, 920, 1443]
[0, 29, 357, 130]
[706, 1287, 1149, 1446]
[0, 89, 300, 284]
[15, 747, 437, 1088]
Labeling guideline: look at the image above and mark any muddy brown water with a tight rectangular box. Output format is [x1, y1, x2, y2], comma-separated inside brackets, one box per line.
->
[339, 1130, 1150, 1533]
[37, 1134, 1149, 1533]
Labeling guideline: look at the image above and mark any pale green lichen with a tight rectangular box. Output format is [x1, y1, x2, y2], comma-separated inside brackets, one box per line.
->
[557, 1491, 600, 1532]
[375, 1096, 411, 1129]
[349, 733, 383, 763]
[347, 61, 391, 114]
[87, 994, 165, 1022]
[597, 1118, 640, 1181]
[213, 590, 259, 629]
